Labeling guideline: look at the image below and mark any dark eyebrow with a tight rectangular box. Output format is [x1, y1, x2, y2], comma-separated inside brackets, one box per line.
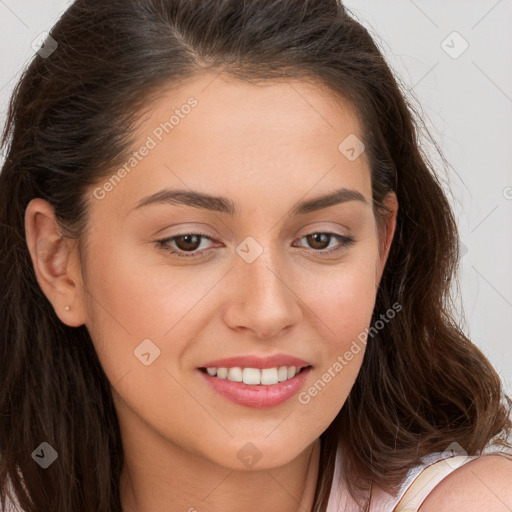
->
[132, 187, 368, 216]
[288, 187, 368, 216]
[133, 189, 237, 215]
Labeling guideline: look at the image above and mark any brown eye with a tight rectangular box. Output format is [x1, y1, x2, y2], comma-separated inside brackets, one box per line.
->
[305, 233, 331, 250]
[173, 234, 203, 252]
[295, 232, 355, 254]
[155, 233, 216, 258]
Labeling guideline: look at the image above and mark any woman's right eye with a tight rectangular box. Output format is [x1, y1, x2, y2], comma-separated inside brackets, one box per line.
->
[154, 233, 216, 258]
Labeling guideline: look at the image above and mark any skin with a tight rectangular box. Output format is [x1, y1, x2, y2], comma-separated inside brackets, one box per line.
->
[24, 72, 400, 512]
[418, 455, 512, 511]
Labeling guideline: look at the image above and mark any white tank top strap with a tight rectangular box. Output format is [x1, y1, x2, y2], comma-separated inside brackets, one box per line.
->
[393, 445, 512, 512]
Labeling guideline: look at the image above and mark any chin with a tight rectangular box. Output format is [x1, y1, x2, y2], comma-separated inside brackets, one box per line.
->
[203, 436, 314, 472]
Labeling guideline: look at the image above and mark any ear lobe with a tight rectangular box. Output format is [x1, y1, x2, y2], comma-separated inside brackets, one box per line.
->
[24, 198, 86, 327]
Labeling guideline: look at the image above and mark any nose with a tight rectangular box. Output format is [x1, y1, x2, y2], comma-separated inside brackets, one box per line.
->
[222, 246, 303, 339]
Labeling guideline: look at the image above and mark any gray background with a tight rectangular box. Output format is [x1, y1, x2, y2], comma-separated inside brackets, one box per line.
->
[1, 0, 511, 393]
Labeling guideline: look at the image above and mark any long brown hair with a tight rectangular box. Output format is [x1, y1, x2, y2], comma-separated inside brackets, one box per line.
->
[1, 1, 510, 511]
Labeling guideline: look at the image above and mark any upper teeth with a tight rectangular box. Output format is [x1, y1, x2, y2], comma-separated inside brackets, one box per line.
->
[206, 366, 300, 385]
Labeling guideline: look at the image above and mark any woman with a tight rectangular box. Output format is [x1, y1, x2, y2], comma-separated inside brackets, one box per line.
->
[1, 1, 511, 511]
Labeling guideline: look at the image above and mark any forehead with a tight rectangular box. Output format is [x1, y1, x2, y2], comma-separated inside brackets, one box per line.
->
[90, 73, 371, 217]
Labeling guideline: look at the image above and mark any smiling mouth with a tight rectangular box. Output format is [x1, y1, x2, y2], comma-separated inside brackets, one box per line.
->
[199, 365, 311, 386]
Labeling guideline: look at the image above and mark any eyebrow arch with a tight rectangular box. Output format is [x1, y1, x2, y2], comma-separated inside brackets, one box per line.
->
[133, 186, 368, 216]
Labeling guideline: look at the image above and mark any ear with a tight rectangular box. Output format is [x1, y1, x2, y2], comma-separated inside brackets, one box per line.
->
[24, 198, 86, 327]
[375, 192, 398, 287]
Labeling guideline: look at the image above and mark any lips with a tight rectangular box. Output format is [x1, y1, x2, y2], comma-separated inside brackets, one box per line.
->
[197, 353, 312, 408]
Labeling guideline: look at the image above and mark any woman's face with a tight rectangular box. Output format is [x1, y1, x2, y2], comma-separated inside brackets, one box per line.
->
[57, 74, 396, 469]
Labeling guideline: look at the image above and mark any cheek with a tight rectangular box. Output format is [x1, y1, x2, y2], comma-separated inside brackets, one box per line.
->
[81, 241, 233, 390]
[298, 247, 379, 343]
[82, 232, 201, 336]
[314, 269, 376, 331]
[284, 246, 379, 419]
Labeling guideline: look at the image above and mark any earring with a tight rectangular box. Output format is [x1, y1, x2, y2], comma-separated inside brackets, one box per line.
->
[65, 305, 71, 311]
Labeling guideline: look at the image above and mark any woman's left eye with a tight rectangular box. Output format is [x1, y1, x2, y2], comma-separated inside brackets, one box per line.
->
[294, 232, 355, 254]
[154, 231, 355, 258]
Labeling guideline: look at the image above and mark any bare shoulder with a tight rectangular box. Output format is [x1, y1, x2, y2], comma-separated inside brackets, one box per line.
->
[418, 454, 512, 511]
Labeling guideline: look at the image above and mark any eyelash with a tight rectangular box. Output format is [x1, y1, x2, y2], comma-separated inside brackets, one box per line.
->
[154, 231, 356, 258]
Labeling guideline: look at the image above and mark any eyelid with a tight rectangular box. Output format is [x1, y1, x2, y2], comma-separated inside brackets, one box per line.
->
[295, 221, 351, 237]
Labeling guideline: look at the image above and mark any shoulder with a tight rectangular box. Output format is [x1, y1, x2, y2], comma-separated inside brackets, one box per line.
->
[418, 454, 512, 511]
